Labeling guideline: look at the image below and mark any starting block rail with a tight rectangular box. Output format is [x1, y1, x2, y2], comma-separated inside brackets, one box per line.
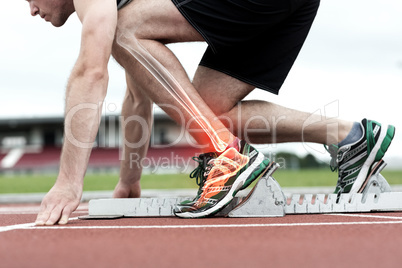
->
[82, 160, 402, 219]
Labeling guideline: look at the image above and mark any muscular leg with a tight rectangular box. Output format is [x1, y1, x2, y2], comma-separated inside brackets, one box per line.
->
[113, 0, 351, 151]
[113, 71, 153, 198]
[193, 66, 354, 146]
[113, 0, 235, 152]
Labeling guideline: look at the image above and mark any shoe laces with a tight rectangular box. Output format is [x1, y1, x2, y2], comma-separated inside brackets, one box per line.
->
[324, 144, 339, 172]
[325, 144, 348, 192]
[189, 152, 216, 189]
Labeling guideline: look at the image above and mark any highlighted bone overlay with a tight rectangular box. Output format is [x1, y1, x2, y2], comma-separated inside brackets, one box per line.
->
[117, 33, 227, 152]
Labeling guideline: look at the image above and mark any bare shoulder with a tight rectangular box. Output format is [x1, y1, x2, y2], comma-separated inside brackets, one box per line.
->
[73, 0, 117, 22]
[72, 0, 119, 65]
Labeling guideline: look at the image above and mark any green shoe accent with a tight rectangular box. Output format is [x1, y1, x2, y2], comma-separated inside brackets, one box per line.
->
[366, 119, 380, 156]
[327, 118, 395, 195]
[240, 158, 271, 191]
[375, 125, 396, 161]
[174, 140, 268, 218]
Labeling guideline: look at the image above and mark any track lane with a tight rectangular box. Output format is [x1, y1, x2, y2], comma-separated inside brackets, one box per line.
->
[2, 204, 402, 267]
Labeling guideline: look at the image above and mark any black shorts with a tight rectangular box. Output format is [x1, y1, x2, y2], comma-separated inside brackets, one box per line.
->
[172, 0, 320, 94]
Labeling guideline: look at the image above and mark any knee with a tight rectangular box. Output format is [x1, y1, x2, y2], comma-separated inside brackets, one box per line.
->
[194, 84, 233, 116]
[197, 91, 235, 116]
[211, 104, 233, 117]
[115, 0, 159, 41]
[116, 0, 146, 29]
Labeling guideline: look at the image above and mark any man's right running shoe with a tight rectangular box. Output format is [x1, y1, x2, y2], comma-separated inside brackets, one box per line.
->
[326, 118, 395, 194]
[174, 139, 270, 218]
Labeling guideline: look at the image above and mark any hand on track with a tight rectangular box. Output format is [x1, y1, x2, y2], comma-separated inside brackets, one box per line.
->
[112, 179, 141, 198]
[35, 182, 82, 226]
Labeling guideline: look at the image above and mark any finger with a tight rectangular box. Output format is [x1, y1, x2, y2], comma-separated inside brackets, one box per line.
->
[58, 205, 74, 225]
[45, 206, 63, 226]
[35, 205, 51, 226]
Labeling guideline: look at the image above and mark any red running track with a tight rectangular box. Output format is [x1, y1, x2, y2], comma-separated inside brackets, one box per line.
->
[1, 203, 402, 268]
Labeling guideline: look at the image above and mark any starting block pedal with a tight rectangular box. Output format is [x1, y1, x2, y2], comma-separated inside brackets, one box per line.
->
[82, 160, 402, 219]
[283, 160, 402, 214]
[219, 162, 285, 217]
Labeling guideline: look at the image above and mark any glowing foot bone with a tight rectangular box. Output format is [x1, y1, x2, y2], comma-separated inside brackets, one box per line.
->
[196, 148, 249, 206]
[117, 33, 227, 152]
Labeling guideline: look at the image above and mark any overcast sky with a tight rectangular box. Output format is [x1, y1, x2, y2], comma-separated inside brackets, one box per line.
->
[1, 0, 402, 159]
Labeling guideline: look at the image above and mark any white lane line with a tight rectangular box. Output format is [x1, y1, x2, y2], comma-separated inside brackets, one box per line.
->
[329, 213, 402, 220]
[0, 217, 79, 233]
[0, 222, 36, 233]
[12, 220, 402, 231]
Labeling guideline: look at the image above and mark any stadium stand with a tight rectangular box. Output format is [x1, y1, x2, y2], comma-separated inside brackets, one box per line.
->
[0, 113, 200, 174]
[0, 145, 200, 173]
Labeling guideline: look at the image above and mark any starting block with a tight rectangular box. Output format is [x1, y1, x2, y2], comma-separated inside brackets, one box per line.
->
[82, 160, 402, 219]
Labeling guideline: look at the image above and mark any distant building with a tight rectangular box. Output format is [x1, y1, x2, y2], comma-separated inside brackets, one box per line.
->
[0, 110, 200, 173]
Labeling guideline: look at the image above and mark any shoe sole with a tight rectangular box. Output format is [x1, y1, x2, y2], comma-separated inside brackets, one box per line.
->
[350, 124, 395, 194]
[174, 152, 266, 218]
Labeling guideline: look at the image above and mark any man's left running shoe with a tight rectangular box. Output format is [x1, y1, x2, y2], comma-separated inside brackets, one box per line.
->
[174, 139, 270, 218]
[176, 152, 218, 207]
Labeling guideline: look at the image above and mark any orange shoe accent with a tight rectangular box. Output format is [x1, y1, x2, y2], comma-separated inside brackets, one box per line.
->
[195, 148, 249, 206]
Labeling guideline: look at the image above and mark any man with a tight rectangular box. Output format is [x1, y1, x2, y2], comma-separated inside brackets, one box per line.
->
[26, 0, 395, 224]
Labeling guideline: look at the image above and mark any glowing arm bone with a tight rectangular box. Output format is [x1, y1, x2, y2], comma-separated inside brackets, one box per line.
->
[116, 33, 227, 152]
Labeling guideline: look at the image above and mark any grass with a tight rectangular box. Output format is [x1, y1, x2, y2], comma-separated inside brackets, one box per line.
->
[275, 169, 402, 187]
[0, 173, 194, 194]
[0, 169, 402, 194]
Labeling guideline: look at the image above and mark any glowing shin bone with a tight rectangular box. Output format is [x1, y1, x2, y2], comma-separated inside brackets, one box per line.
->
[116, 33, 227, 152]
